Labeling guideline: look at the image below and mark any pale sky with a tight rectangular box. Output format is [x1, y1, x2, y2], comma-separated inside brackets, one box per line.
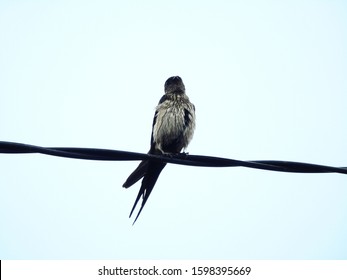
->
[1, 0, 347, 259]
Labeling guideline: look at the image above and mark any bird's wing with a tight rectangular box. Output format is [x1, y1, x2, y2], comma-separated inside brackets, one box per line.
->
[122, 96, 164, 189]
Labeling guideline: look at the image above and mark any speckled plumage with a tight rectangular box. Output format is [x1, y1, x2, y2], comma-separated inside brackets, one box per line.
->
[152, 92, 195, 154]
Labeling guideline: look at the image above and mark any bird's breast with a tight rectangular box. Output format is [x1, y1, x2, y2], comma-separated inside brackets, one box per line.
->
[152, 99, 195, 153]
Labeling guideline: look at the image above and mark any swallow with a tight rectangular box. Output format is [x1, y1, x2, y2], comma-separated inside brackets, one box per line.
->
[123, 76, 196, 224]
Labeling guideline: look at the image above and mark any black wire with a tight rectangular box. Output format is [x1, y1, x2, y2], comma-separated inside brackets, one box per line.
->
[0, 141, 346, 175]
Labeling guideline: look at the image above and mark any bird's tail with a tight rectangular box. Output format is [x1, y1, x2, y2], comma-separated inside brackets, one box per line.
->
[129, 161, 167, 224]
[122, 160, 149, 188]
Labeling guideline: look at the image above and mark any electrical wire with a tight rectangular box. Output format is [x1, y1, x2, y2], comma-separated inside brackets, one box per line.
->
[1, 141, 346, 175]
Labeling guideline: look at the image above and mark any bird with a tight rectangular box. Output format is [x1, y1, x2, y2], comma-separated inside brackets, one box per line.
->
[123, 76, 196, 224]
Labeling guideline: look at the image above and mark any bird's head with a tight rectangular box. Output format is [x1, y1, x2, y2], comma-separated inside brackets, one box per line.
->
[164, 76, 185, 94]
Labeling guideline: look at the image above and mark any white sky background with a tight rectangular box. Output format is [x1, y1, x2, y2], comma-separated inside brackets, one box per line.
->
[0, 0, 346, 259]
